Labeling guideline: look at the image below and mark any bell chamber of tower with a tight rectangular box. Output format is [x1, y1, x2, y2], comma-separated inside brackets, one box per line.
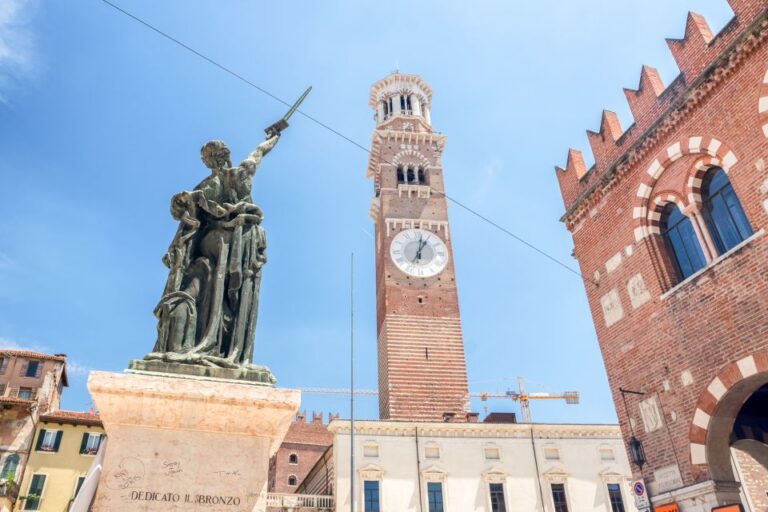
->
[365, 73, 470, 422]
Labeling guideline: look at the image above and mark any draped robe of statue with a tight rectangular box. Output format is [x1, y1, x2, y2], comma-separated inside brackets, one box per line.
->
[146, 135, 279, 370]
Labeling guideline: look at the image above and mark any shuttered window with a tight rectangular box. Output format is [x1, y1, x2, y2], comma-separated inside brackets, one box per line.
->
[80, 433, 102, 455]
[35, 430, 62, 452]
[23, 473, 46, 510]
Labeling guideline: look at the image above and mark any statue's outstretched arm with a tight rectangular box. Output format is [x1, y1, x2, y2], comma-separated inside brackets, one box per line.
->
[242, 134, 280, 175]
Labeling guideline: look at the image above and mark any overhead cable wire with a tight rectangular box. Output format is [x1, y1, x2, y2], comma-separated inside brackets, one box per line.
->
[99, 0, 593, 286]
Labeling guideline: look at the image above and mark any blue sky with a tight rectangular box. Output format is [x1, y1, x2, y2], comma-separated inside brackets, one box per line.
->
[0, 0, 735, 423]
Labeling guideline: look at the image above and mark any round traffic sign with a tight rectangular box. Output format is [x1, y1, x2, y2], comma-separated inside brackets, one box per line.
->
[633, 481, 646, 496]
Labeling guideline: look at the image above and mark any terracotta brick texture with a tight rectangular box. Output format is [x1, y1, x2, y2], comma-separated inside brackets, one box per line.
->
[555, 0, 768, 499]
[268, 412, 334, 493]
[368, 75, 470, 422]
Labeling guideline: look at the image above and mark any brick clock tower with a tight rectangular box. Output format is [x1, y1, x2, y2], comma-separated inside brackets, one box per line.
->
[366, 73, 469, 422]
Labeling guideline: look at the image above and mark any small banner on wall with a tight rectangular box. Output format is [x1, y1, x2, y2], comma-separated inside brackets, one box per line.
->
[711, 506, 744, 512]
[654, 504, 679, 512]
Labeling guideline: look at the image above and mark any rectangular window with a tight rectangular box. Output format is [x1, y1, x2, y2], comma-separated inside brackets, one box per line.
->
[36, 430, 61, 452]
[0, 357, 5, 375]
[551, 483, 569, 512]
[607, 483, 625, 512]
[490, 483, 507, 512]
[425, 446, 440, 459]
[544, 447, 560, 460]
[363, 444, 379, 458]
[23, 473, 46, 510]
[600, 448, 615, 461]
[18, 387, 33, 399]
[25, 361, 39, 378]
[80, 433, 102, 455]
[74, 475, 86, 498]
[363, 480, 380, 512]
[427, 482, 444, 512]
[484, 447, 500, 460]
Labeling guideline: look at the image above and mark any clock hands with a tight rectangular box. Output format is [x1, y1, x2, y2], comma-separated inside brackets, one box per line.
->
[413, 236, 430, 263]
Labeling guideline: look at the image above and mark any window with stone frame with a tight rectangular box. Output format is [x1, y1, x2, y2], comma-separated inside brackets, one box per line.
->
[543, 447, 560, 461]
[288, 453, 298, 465]
[364, 480, 380, 512]
[427, 482, 444, 512]
[287, 475, 297, 486]
[551, 483, 569, 512]
[18, 387, 34, 400]
[660, 203, 706, 281]
[701, 167, 753, 254]
[0, 454, 19, 481]
[489, 483, 507, 512]
[23, 473, 46, 510]
[607, 483, 626, 512]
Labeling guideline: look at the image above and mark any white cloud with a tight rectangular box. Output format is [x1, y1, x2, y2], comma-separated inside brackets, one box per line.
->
[0, 335, 48, 353]
[0, 0, 37, 103]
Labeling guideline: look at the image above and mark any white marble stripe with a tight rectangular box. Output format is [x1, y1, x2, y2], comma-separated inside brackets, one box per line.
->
[647, 160, 664, 179]
[649, 226, 661, 235]
[691, 443, 707, 465]
[764, 70, 768, 84]
[632, 206, 646, 219]
[760, 97, 768, 113]
[693, 408, 711, 430]
[688, 136, 702, 152]
[722, 151, 737, 171]
[634, 226, 646, 242]
[707, 377, 727, 401]
[737, 355, 758, 378]
[649, 210, 661, 221]
[707, 139, 722, 157]
[667, 142, 682, 161]
[764, 123, 768, 138]
[637, 183, 652, 198]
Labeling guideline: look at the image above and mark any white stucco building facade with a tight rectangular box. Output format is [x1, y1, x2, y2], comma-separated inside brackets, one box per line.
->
[305, 419, 638, 512]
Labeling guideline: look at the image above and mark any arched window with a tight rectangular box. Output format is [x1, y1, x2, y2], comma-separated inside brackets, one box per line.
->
[661, 204, 706, 280]
[396, 166, 405, 184]
[400, 95, 406, 112]
[701, 168, 753, 254]
[417, 168, 426, 185]
[383, 100, 389, 118]
[288, 453, 298, 464]
[387, 97, 393, 117]
[407, 168, 416, 184]
[1, 454, 18, 480]
[405, 95, 413, 113]
[288, 475, 297, 486]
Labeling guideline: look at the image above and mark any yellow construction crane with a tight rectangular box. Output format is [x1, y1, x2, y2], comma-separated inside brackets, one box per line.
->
[299, 377, 579, 423]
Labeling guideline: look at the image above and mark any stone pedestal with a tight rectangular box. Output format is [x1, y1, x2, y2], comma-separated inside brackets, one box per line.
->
[87, 371, 299, 511]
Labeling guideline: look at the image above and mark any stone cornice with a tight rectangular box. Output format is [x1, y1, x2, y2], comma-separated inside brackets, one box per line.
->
[328, 420, 622, 440]
[562, 12, 768, 229]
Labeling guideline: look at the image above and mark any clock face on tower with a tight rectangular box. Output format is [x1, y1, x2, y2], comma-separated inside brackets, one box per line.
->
[389, 228, 449, 278]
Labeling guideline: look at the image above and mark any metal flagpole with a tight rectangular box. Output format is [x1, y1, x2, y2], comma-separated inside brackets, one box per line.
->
[350, 253, 355, 512]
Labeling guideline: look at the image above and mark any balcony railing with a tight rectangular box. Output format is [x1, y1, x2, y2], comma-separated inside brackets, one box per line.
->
[264, 492, 334, 511]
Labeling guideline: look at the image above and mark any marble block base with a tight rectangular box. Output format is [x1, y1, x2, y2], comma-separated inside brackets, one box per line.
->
[87, 371, 300, 511]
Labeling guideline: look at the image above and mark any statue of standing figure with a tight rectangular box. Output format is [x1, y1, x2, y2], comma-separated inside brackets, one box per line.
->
[134, 87, 311, 382]
[144, 133, 279, 371]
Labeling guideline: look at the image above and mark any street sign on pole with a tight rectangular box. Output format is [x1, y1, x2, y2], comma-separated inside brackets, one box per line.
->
[632, 480, 651, 511]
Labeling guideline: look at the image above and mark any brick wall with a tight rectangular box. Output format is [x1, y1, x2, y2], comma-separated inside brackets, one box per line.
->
[370, 75, 470, 422]
[554, 0, 768, 502]
[268, 412, 334, 493]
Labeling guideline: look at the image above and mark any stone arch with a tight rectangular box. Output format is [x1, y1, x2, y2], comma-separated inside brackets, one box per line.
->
[760, 70, 768, 137]
[632, 137, 738, 242]
[391, 149, 431, 171]
[645, 190, 688, 236]
[688, 350, 768, 482]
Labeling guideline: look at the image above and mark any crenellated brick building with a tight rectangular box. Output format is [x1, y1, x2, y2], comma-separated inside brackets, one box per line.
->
[268, 411, 335, 494]
[554, 1, 768, 509]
